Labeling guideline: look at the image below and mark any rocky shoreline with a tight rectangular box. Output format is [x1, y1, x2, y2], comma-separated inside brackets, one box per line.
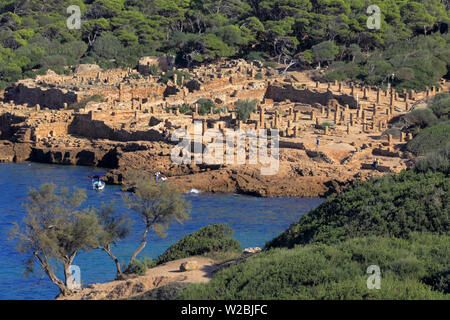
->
[0, 138, 395, 198]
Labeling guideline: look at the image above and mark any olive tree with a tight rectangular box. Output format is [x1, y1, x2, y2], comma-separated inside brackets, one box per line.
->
[9, 183, 102, 296]
[123, 172, 191, 272]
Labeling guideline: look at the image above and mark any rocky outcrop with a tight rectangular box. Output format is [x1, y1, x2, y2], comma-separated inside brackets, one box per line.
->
[180, 261, 199, 272]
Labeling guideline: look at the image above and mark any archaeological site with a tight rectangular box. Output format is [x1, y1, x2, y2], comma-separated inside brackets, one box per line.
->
[1, 58, 448, 197]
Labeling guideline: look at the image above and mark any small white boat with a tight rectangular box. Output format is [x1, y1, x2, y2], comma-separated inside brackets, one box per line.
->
[188, 188, 200, 194]
[92, 180, 105, 190]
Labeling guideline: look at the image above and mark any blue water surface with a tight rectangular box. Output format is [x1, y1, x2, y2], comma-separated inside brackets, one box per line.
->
[0, 162, 323, 299]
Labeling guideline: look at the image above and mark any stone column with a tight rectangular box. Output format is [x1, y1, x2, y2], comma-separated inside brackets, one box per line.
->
[400, 132, 406, 143]
[293, 126, 299, 137]
[118, 84, 123, 102]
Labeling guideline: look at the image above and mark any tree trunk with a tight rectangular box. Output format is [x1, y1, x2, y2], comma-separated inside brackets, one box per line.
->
[127, 225, 150, 270]
[102, 245, 123, 279]
[63, 252, 78, 293]
[34, 252, 68, 296]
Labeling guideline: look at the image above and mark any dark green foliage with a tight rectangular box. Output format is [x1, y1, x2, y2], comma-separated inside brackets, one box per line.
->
[414, 143, 450, 175]
[160, 70, 192, 86]
[402, 108, 438, 131]
[245, 51, 268, 62]
[263, 61, 277, 69]
[156, 224, 241, 265]
[125, 257, 157, 276]
[429, 93, 450, 121]
[0, 1, 448, 90]
[179, 234, 450, 299]
[266, 170, 449, 249]
[235, 99, 257, 121]
[166, 104, 191, 114]
[195, 98, 216, 115]
[406, 121, 450, 155]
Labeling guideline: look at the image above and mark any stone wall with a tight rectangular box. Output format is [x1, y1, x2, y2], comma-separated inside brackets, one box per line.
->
[264, 84, 357, 108]
[4, 83, 78, 109]
[68, 115, 164, 142]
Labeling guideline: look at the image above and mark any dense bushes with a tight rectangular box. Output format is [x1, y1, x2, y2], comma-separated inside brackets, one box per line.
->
[125, 257, 157, 276]
[401, 93, 450, 155]
[266, 170, 449, 249]
[401, 108, 438, 131]
[0, 1, 449, 90]
[429, 93, 450, 120]
[414, 143, 450, 175]
[156, 224, 241, 265]
[179, 234, 450, 299]
[406, 121, 450, 155]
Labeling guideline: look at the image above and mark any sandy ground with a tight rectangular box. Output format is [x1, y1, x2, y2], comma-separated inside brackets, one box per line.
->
[58, 257, 218, 300]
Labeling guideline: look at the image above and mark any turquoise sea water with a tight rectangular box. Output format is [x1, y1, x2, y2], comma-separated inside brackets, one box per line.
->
[0, 162, 324, 299]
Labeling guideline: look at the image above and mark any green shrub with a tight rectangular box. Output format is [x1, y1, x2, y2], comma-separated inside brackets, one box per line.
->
[406, 121, 450, 155]
[316, 121, 335, 129]
[402, 108, 438, 131]
[266, 170, 449, 249]
[160, 70, 192, 86]
[414, 143, 450, 174]
[147, 64, 159, 76]
[263, 61, 277, 69]
[125, 257, 157, 276]
[245, 51, 267, 62]
[235, 99, 257, 121]
[195, 98, 216, 115]
[429, 93, 450, 120]
[254, 72, 262, 79]
[156, 224, 241, 265]
[178, 234, 449, 300]
[166, 104, 191, 114]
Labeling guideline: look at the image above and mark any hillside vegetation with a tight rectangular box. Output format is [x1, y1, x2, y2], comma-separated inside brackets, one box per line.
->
[0, 1, 449, 90]
[179, 234, 449, 299]
[176, 152, 449, 299]
[266, 170, 449, 248]
[404, 93, 450, 156]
